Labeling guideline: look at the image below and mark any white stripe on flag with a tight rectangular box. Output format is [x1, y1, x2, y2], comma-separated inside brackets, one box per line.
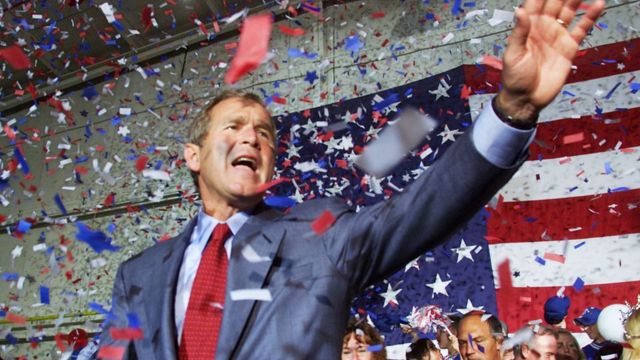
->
[469, 70, 640, 124]
[489, 233, 640, 288]
[498, 146, 639, 202]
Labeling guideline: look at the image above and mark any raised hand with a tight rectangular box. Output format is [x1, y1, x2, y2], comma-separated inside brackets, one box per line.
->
[496, 0, 606, 126]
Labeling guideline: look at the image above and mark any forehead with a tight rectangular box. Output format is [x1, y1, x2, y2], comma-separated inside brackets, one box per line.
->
[459, 316, 491, 336]
[209, 97, 272, 124]
[532, 334, 557, 351]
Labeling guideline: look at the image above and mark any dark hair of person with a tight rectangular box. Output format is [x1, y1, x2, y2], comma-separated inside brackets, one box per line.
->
[406, 338, 440, 360]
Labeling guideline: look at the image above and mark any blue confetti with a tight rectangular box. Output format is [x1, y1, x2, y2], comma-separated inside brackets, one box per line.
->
[264, 196, 297, 208]
[75, 222, 120, 253]
[604, 162, 613, 174]
[17, 220, 32, 233]
[5, 333, 17, 345]
[88, 302, 109, 315]
[535, 256, 546, 265]
[573, 277, 585, 292]
[14, 148, 30, 175]
[344, 35, 364, 55]
[610, 187, 630, 192]
[604, 82, 621, 100]
[1, 273, 19, 281]
[574, 241, 586, 249]
[40, 285, 50, 304]
[54, 193, 68, 216]
[127, 313, 141, 328]
[367, 344, 384, 352]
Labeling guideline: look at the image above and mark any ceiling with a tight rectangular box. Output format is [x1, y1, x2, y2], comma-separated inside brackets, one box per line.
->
[0, 0, 281, 116]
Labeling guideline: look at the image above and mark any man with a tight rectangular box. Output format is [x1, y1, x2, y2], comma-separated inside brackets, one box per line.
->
[457, 312, 506, 360]
[100, 0, 605, 357]
[520, 325, 559, 360]
[574, 307, 623, 360]
[544, 295, 571, 329]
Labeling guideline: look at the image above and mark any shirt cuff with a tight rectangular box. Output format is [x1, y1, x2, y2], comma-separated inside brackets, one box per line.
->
[471, 98, 536, 168]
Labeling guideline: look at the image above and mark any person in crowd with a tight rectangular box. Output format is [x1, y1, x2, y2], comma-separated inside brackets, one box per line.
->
[457, 312, 506, 360]
[520, 325, 558, 359]
[574, 307, 623, 360]
[544, 295, 571, 329]
[342, 317, 387, 360]
[622, 304, 640, 360]
[436, 314, 461, 360]
[406, 338, 444, 360]
[556, 328, 585, 360]
[99, 0, 605, 357]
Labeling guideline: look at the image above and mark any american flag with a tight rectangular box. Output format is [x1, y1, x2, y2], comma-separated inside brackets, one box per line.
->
[268, 36, 640, 351]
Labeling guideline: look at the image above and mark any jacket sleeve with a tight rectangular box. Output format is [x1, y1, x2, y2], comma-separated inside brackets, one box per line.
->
[98, 264, 138, 359]
[322, 122, 527, 290]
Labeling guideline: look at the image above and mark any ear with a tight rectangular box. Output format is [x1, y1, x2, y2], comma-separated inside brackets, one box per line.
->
[184, 143, 201, 172]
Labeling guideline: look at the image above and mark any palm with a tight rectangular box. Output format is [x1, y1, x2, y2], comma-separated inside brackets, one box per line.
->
[499, 0, 605, 112]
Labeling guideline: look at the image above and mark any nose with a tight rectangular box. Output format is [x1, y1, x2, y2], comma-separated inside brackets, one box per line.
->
[239, 125, 259, 147]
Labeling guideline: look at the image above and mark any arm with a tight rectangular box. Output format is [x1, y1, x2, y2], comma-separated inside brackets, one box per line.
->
[98, 265, 137, 359]
[324, 0, 605, 288]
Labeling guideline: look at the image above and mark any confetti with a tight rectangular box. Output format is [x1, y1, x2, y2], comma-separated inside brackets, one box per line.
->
[311, 210, 336, 235]
[0, 44, 32, 69]
[225, 14, 273, 84]
[230, 289, 272, 301]
[75, 222, 121, 253]
[97, 345, 126, 360]
[278, 24, 305, 36]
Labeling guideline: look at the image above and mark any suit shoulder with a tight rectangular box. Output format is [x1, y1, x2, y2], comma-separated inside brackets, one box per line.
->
[283, 197, 351, 220]
[120, 233, 183, 270]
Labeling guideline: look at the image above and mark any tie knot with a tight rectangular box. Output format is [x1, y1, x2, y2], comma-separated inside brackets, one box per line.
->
[210, 223, 231, 246]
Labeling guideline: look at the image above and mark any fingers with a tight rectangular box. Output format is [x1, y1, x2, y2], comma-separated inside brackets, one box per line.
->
[509, 7, 532, 55]
[522, 0, 544, 15]
[557, 0, 582, 25]
[542, 0, 565, 18]
[569, 0, 606, 43]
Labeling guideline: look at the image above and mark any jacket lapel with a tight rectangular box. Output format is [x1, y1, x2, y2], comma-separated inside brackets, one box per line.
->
[147, 218, 196, 359]
[217, 205, 285, 358]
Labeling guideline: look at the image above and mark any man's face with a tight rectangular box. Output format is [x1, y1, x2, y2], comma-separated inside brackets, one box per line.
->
[184, 97, 276, 210]
[583, 324, 600, 341]
[457, 315, 502, 360]
[522, 334, 557, 360]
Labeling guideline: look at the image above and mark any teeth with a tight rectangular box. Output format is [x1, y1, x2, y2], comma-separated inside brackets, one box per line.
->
[234, 157, 256, 170]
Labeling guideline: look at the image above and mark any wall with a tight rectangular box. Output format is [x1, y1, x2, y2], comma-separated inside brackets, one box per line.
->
[1, 0, 639, 357]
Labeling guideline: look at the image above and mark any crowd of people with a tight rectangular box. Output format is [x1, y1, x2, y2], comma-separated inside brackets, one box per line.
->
[341, 295, 640, 360]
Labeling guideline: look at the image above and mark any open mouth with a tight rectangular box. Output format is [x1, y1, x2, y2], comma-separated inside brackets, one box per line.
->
[231, 156, 257, 171]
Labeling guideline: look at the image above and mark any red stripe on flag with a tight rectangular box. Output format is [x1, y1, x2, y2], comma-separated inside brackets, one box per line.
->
[486, 189, 640, 244]
[463, 38, 640, 95]
[529, 107, 640, 160]
[496, 281, 640, 333]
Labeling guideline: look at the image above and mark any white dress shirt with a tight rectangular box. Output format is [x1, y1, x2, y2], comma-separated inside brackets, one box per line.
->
[173, 99, 535, 342]
[174, 209, 250, 343]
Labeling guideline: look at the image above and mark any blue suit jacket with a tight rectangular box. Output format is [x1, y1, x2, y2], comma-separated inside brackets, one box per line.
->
[100, 125, 526, 359]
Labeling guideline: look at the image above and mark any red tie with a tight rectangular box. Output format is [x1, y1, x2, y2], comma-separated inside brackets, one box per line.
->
[179, 223, 231, 359]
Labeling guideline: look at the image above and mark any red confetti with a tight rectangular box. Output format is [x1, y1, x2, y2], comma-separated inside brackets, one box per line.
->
[562, 132, 585, 145]
[97, 345, 126, 360]
[3, 125, 16, 140]
[135, 155, 149, 172]
[110, 327, 144, 340]
[371, 11, 385, 18]
[0, 44, 32, 70]
[272, 96, 287, 104]
[255, 177, 291, 193]
[54, 333, 68, 351]
[225, 14, 273, 84]
[278, 24, 305, 36]
[311, 210, 336, 235]
[74, 165, 89, 175]
[103, 192, 115, 207]
[6, 312, 27, 325]
[141, 5, 153, 31]
[544, 252, 566, 264]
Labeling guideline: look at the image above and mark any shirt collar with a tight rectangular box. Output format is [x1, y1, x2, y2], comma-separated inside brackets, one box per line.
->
[192, 207, 252, 245]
